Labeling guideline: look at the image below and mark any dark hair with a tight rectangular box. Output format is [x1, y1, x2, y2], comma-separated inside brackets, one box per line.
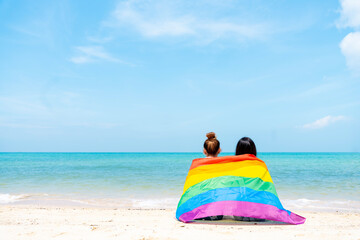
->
[235, 137, 257, 156]
[204, 132, 220, 156]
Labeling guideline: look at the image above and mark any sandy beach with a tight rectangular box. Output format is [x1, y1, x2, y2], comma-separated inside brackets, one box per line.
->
[1, 205, 359, 240]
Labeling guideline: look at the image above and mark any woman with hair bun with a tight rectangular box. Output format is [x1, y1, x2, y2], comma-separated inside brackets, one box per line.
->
[203, 132, 221, 158]
[196, 132, 223, 220]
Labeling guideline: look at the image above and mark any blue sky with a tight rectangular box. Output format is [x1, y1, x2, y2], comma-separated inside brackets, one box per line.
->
[0, 0, 359, 152]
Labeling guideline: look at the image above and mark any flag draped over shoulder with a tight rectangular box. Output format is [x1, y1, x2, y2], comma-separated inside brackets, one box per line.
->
[176, 154, 306, 224]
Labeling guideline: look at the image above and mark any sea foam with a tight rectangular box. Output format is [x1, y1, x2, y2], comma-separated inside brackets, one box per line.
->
[283, 198, 360, 212]
[0, 193, 29, 204]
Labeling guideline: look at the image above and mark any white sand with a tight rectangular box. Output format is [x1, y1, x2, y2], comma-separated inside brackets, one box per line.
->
[1, 205, 360, 240]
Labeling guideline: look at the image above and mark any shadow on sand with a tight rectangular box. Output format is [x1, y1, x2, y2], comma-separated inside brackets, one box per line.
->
[191, 219, 290, 226]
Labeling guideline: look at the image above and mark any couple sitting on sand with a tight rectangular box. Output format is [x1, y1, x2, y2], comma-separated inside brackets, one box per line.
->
[176, 132, 306, 224]
[199, 132, 264, 221]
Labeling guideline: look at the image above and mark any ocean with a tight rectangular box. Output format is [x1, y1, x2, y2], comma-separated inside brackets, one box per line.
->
[1, 152, 359, 212]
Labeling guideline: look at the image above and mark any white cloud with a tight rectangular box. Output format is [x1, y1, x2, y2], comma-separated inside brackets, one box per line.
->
[340, 32, 360, 72]
[70, 56, 93, 64]
[70, 46, 124, 64]
[113, 5, 195, 37]
[337, 0, 360, 28]
[302, 115, 346, 129]
[337, 0, 360, 74]
[108, 0, 266, 43]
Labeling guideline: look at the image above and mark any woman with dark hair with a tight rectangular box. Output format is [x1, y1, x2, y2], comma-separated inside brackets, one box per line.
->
[235, 137, 257, 156]
[234, 137, 264, 222]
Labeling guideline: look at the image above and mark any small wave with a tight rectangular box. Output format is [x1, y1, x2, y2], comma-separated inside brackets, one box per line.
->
[283, 198, 360, 212]
[48, 198, 179, 208]
[0, 193, 30, 204]
[131, 198, 178, 208]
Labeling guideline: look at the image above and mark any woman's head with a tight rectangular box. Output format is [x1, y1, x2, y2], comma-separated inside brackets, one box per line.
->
[235, 137, 257, 156]
[203, 132, 221, 157]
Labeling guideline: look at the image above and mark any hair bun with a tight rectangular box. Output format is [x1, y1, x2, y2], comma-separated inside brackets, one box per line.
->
[206, 132, 216, 140]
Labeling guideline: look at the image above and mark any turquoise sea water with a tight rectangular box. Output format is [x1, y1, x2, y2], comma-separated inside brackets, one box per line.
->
[1, 152, 359, 211]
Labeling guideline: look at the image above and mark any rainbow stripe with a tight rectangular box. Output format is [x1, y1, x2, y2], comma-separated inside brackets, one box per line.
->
[176, 154, 306, 224]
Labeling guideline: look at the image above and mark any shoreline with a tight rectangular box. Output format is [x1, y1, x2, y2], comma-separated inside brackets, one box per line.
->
[1, 205, 360, 240]
[2, 194, 360, 214]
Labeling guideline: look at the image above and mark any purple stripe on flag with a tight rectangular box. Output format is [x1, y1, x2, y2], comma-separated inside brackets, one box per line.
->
[178, 200, 305, 225]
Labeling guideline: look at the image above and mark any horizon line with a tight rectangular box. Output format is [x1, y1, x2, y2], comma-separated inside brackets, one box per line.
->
[0, 151, 358, 154]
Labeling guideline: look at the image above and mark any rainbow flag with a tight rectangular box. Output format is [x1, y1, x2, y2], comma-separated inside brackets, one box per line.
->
[176, 154, 306, 224]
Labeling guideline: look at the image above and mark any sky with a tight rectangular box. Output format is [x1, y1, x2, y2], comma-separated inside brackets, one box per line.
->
[0, 0, 359, 152]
